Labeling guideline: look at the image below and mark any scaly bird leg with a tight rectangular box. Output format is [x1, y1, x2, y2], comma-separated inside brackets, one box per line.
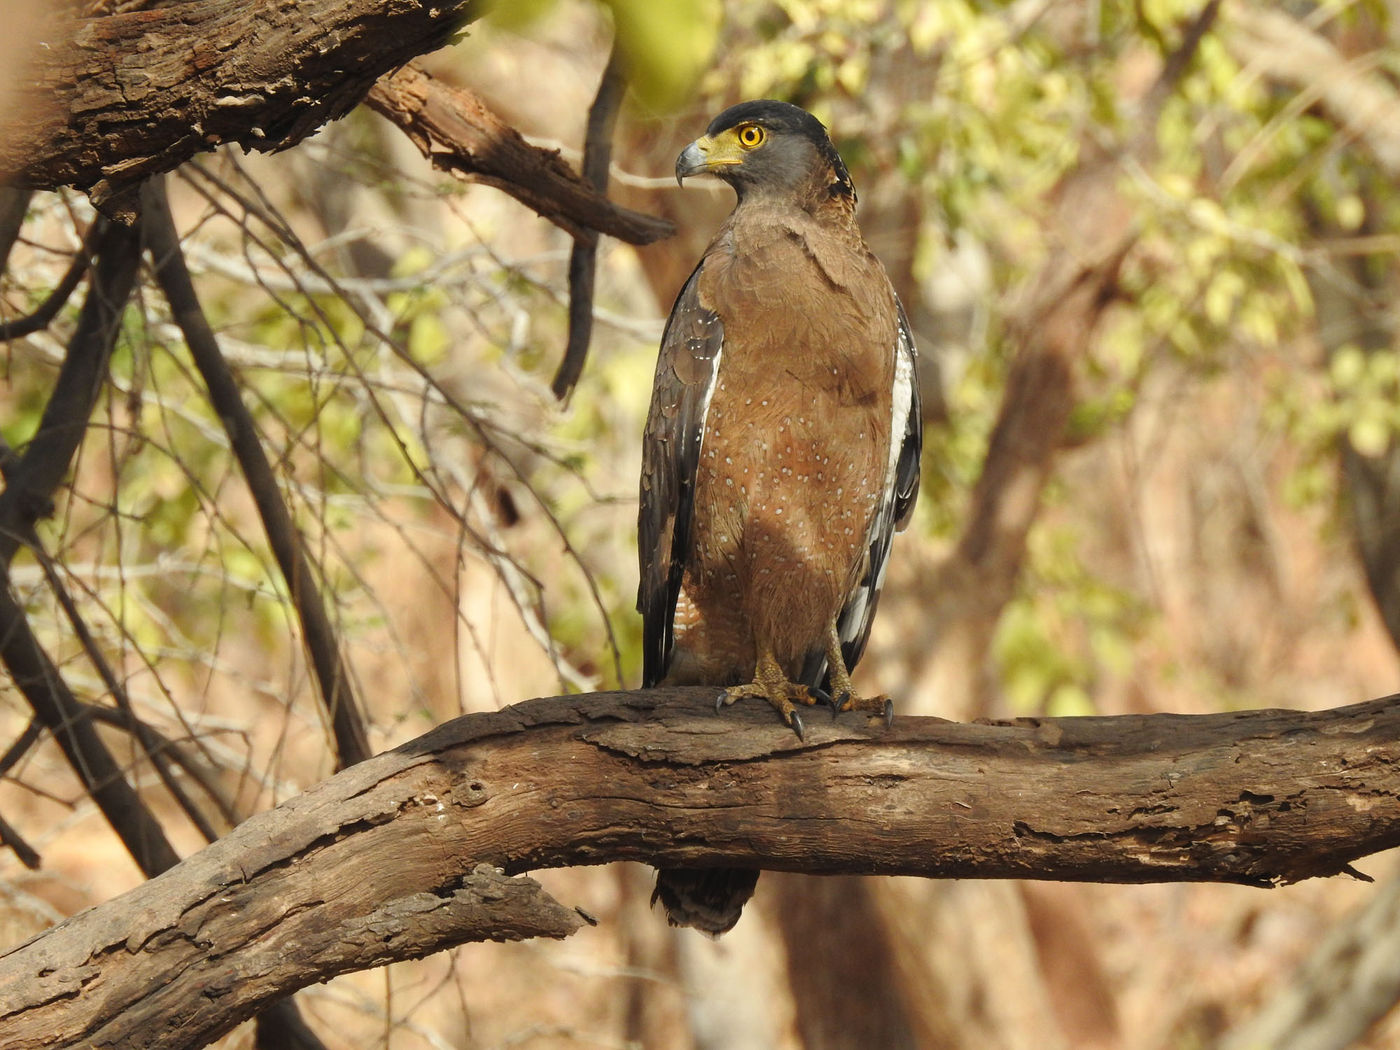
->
[823, 620, 895, 727]
[719, 647, 820, 740]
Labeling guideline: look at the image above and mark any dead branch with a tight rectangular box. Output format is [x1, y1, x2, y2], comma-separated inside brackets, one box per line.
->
[0, 0, 473, 214]
[365, 63, 674, 245]
[1, 688, 1396, 1049]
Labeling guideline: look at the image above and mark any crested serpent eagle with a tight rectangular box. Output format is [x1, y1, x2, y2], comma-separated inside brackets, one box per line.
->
[638, 99, 922, 933]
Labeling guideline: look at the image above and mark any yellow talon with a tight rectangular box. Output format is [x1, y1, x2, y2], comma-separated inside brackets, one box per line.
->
[718, 649, 819, 738]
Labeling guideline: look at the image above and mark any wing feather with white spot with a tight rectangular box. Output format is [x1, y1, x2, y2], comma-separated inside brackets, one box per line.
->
[802, 298, 922, 687]
[638, 263, 725, 688]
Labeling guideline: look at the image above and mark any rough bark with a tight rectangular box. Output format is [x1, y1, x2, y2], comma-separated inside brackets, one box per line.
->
[1, 0, 478, 211]
[1, 689, 1396, 1049]
[365, 63, 673, 246]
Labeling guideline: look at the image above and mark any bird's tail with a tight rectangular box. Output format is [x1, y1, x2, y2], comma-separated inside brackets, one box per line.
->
[652, 866, 759, 935]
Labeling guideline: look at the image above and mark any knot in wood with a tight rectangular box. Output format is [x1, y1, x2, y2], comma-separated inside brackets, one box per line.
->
[450, 778, 490, 808]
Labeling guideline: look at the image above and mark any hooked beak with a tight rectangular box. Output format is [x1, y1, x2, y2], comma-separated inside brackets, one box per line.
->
[675, 133, 743, 186]
[675, 139, 710, 185]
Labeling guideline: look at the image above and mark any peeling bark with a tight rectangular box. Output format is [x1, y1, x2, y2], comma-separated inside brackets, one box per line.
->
[1, 689, 1396, 1049]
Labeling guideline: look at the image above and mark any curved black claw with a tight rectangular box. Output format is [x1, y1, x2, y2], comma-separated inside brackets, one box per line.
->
[715, 689, 728, 713]
[810, 684, 833, 708]
[788, 708, 806, 741]
[827, 690, 852, 720]
[883, 698, 895, 728]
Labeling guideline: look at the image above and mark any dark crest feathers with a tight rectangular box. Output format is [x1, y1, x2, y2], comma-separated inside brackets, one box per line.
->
[704, 99, 855, 199]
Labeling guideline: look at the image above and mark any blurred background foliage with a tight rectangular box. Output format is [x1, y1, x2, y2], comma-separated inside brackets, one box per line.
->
[4, 0, 1400, 1047]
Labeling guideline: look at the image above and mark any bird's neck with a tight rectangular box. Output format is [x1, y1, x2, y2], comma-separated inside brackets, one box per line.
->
[731, 177, 857, 224]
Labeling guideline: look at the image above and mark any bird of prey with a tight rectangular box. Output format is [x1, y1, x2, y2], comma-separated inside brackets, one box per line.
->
[638, 99, 922, 934]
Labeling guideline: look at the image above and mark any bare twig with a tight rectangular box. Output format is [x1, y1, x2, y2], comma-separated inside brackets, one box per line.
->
[0, 719, 41, 779]
[0, 810, 39, 870]
[0, 575, 181, 874]
[141, 177, 371, 769]
[0, 215, 183, 875]
[0, 217, 101, 340]
[24, 529, 221, 843]
[71, 699, 237, 830]
[552, 45, 627, 400]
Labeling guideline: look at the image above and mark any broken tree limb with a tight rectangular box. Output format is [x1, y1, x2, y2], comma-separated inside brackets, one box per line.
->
[365, 63, 674, 245]
[2, 689, 1397, 1049]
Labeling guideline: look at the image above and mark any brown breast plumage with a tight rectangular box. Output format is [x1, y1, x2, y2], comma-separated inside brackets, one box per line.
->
[665, 206, 897, 685]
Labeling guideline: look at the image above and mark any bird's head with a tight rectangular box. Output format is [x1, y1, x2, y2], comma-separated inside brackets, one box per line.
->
[675, 99, 855, 203]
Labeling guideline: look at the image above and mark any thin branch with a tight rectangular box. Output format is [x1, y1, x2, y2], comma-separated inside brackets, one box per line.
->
[0, 810, 40, 870]
[74, 699, 237, 831]
[0, 214, 181, 875]
[0, 217, 102, 340]
[0, 689, 1395, 1050]
[24, 529, 222, 843]
[0, 187, 32, 273]
[365, 63, 673, 246]
[0, 424, 220, 835]
[141, 177, 371, 769]
[0, 718, 42, 779]
[552, 45, 627, 400]
[0, 218, 138, 563]
[0, 572, 180, 875]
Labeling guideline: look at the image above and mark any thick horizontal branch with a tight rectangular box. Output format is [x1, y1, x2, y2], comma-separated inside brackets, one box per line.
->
[1, 0, 477, 210]
[2, 691, 1397, 1048]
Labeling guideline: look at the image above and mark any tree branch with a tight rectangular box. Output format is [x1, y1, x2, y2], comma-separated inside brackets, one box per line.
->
[552, 45, 627, 400]
[0, 219, 99, 340]
[0, 218, 139, 563]
[0, 216, 186, 878]
[1, 689, 1395, 1048]
[0, 576, 181, 876]
[365, 63, 673, 245]
[1, 0, 478, 214]
[141, 178, 372, 769]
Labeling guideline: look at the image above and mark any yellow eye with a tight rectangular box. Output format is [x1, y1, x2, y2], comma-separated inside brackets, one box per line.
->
[736, 124, 765, 149]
